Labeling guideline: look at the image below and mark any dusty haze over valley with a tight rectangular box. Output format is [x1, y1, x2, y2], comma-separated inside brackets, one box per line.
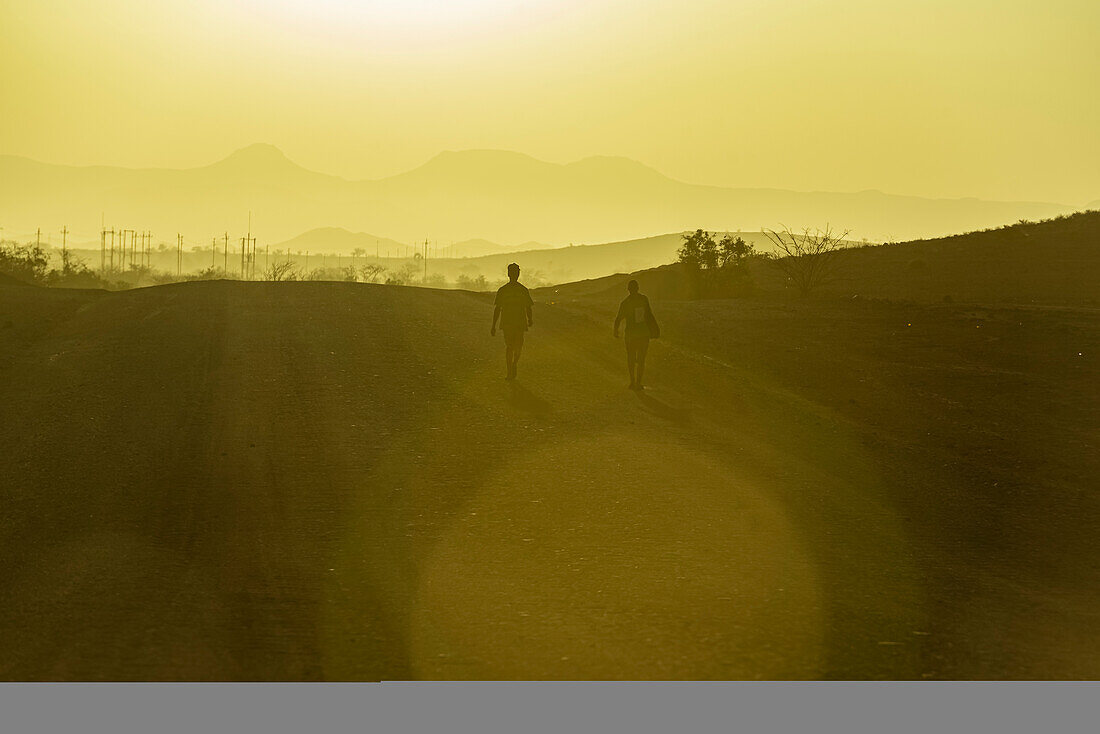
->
[2, 0, 1098, 686]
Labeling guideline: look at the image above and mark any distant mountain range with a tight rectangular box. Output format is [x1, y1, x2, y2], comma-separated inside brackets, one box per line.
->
[271, 227, 550, 259]
[0, 143, 1084, 246]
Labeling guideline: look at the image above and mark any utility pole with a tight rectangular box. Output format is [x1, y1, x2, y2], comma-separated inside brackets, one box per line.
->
[100, 227, 107, 272]
[212, 237, 217, 268]
[36, 228, 41, 248]
[240, 212, 256, 279]
[223, 232, 229, 272]
[177, 233, 183, 276]
[60, 226, 68, 258]
[121, 229, 134, 269]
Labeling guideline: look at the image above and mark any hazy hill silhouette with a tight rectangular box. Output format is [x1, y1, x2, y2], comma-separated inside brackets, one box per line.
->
[0, 145, 1080, 246]
[272, 227, 408, 257]
[269, 228, 549, 259]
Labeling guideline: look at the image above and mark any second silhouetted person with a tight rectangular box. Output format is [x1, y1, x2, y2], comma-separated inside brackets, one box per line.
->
[614, 279, 659, 390]
[491, 262, 534, 380]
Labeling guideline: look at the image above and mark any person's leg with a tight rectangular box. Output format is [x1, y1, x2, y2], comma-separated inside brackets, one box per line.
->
[625, 338, 638, 387]
[504, 343, 514, 378]
[512, 335, 523, 369]
[634, 337, 650, 389]
[505, 332, 523, 378]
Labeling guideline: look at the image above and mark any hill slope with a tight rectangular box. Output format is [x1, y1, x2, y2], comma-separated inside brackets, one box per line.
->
[548, 212, 1100, 307]
[1, 278, 1097, 679]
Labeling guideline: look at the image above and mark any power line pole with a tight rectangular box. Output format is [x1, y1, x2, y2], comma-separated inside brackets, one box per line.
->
[177, 233, 183, 277]
[121, 229, 134, 270]
[240, 212, 256, 279]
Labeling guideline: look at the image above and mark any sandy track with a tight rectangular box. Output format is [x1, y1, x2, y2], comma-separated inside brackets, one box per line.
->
[0, 281, 1093, 679]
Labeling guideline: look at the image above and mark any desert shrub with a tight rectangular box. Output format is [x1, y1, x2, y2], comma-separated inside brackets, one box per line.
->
[46, 250, 112, 289]
[151, 272, 182, 285]
[385, 263, 421, 286]
[762, 225, 849, 295]
[1, 242, 116, 289]
[184, 266, 222, 282]
[456, 273, 488, 291]
[0, 241, 51, 284]
[677, 229, 755, 297]
[262, 260, 300, 281]
[359, 263, 386, 283]
[524, 269, 550, 288]
[302, 267, 355, 281]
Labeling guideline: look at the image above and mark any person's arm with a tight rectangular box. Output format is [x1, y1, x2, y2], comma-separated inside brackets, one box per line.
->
[491, 304, 501, 336]
[613, 300, 625, 338]
[525, 291, 534, 328]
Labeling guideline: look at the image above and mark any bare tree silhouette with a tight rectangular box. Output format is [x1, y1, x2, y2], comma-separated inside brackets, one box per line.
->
[262, 259, 300, 282]
[762, 224, 849, 294]
[359, 263, 386, 283]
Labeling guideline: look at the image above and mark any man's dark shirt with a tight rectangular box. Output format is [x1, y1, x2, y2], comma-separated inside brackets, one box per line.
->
[495, 281, 533, 333]
[617, 293, 653, 340]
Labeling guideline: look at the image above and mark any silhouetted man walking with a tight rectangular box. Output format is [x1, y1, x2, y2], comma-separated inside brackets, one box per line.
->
[491, 262, 534, 380]
[614, 279, 659, 390]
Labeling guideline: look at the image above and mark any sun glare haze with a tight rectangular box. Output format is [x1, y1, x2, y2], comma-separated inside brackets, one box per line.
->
[1, 0, 1099, 690]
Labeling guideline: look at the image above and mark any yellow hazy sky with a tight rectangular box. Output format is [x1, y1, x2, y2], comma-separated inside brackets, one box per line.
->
[2, 0, 1097, 203]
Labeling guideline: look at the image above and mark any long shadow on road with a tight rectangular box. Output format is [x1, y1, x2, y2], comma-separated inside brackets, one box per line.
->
[633, 390, 692, 426]
[507, 381, 553, 417]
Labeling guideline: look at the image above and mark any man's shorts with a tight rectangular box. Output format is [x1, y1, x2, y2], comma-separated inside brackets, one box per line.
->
[624, 334, 650, 353]
[503, 329, 525, 348]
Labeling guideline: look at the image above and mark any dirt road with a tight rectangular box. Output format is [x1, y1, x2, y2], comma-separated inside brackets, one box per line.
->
[1, 281, 1095, 679]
